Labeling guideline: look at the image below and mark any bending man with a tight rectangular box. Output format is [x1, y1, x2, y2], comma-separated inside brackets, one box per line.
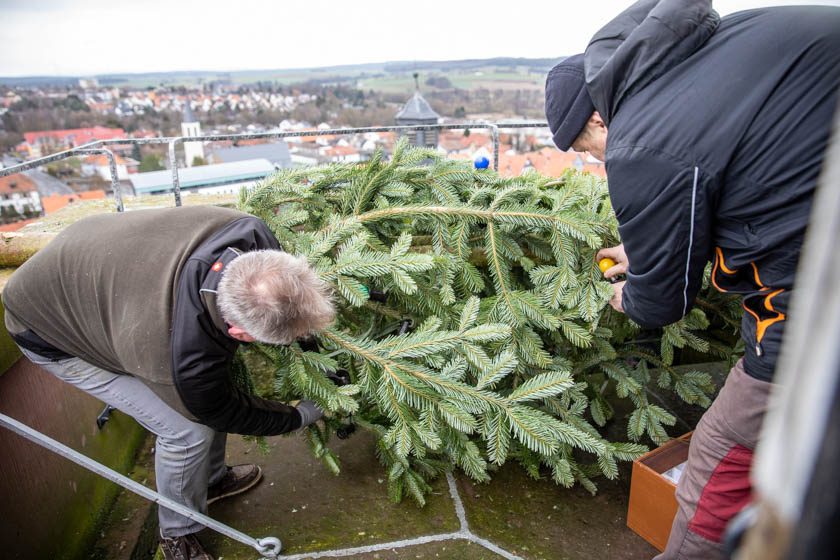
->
[2, 205, 334, 560]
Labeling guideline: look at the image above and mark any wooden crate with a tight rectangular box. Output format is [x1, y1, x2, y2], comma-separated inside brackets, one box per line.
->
[627, 432, 692, 551]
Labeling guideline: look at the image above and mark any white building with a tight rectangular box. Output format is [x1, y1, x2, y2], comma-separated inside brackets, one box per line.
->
[0, 173, 42, 218]
[81, 154, 132, 181]
[129, 159, 275, 197]
[181, 104, 205, 167]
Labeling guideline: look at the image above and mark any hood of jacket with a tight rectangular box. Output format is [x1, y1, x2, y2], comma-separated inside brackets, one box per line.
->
[584, 0, 720, 125]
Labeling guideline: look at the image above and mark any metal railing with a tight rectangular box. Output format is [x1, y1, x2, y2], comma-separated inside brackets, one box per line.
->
[0, 122, 549, 211]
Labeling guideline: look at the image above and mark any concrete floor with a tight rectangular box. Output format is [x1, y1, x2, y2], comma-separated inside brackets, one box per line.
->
[99, 427, 658, 560]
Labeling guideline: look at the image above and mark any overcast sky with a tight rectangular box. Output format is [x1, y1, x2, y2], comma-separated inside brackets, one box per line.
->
[1, 0, 838, 77]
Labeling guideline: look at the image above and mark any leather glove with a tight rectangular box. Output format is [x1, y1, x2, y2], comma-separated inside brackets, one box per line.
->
[326, 368, 351, 386]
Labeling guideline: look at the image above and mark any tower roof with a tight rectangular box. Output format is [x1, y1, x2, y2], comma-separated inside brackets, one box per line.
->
[395, 91, 440, 121]
[183, 102, 197, 124]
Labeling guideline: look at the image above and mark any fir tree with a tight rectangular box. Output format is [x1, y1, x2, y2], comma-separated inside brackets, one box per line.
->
[237, 140, 739, 504]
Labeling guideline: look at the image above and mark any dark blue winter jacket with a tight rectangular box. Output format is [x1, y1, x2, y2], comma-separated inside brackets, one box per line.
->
[583, 0, 840, 382]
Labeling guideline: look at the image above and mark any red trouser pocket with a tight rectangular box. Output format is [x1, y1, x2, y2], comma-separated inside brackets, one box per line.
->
[688, 444, 754, 543]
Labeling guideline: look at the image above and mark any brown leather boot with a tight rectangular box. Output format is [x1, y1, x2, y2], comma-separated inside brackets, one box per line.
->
[159, 532, 213, 560]
[207, 464, 263, 505]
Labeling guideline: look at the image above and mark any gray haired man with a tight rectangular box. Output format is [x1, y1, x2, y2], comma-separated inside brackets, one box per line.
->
[2, 205, 335, 560]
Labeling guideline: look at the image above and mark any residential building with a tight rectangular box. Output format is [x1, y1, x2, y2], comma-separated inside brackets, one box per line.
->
[438, 130, 493, 155]
[17, 126, 127, 158]
[40, 190, 107, 214]
[0, 173, 42, 220]
[206, 142, 292, 169]
[498, 147, 606, 178]
[81, 154, 135, 181]
[322, 145, 361, 163]
[181, 104, 205, 167]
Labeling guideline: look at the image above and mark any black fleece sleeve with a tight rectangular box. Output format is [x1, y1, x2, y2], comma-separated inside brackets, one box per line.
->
[606, 146, 714, 328]
[170, 216, 303, 436]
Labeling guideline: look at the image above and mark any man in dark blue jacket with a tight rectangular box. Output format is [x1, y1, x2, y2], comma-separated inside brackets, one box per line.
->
[544, 1, 840, 558]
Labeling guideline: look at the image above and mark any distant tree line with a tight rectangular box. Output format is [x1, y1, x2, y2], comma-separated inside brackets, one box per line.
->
[383, 57, 559, 73]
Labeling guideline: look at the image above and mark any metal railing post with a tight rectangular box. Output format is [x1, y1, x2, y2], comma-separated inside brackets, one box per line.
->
[489, 125, 500, 171]
[168, 139, 182, 207]
[76, 148, 124, 212]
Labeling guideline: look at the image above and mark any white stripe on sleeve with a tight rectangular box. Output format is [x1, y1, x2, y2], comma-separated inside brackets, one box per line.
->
[682, 166, 700, 316]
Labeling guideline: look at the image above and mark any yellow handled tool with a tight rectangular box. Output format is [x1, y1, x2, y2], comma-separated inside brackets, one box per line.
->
[598, 258, 622, 284]
[598, 258, 616, 273]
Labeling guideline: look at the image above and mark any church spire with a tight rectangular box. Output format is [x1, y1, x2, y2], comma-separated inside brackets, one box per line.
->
[395, 74, 441, 149]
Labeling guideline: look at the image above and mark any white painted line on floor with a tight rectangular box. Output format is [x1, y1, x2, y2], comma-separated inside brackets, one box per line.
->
[274, 471, 523, 560]
[467, 534, 524, 560]
[446, 471, 469, 532]
[276, 532, 463, 559]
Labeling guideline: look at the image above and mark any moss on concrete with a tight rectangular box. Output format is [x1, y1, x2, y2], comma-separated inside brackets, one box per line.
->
[0, 296, 21, 375]
[91, 436, 159, 560]
[50, 410, 148, 560]
[118, 424, 662, 560]
[18, 194, 238, 235]
[2, 295, 147, 556]
[198, 539, 506, 560]
[456, 466, 656, 560]
[160, 432, 657, 560]
[191, 434, 460, 558]
[339, 540, 507, 559]
[0, 232, 56, 267]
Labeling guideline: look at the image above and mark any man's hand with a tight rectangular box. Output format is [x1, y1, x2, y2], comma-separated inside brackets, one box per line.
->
[609, 281, 626, 313]
[295, 400, 324, 428]
[326, 369, 351, 386]
[596, 244, 629, 280]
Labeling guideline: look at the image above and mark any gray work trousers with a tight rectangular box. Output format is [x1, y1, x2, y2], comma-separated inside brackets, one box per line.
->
[21, 348, 228, 537]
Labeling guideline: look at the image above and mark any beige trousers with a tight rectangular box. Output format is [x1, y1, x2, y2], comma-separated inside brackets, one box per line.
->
[655, 359, 774, 560]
